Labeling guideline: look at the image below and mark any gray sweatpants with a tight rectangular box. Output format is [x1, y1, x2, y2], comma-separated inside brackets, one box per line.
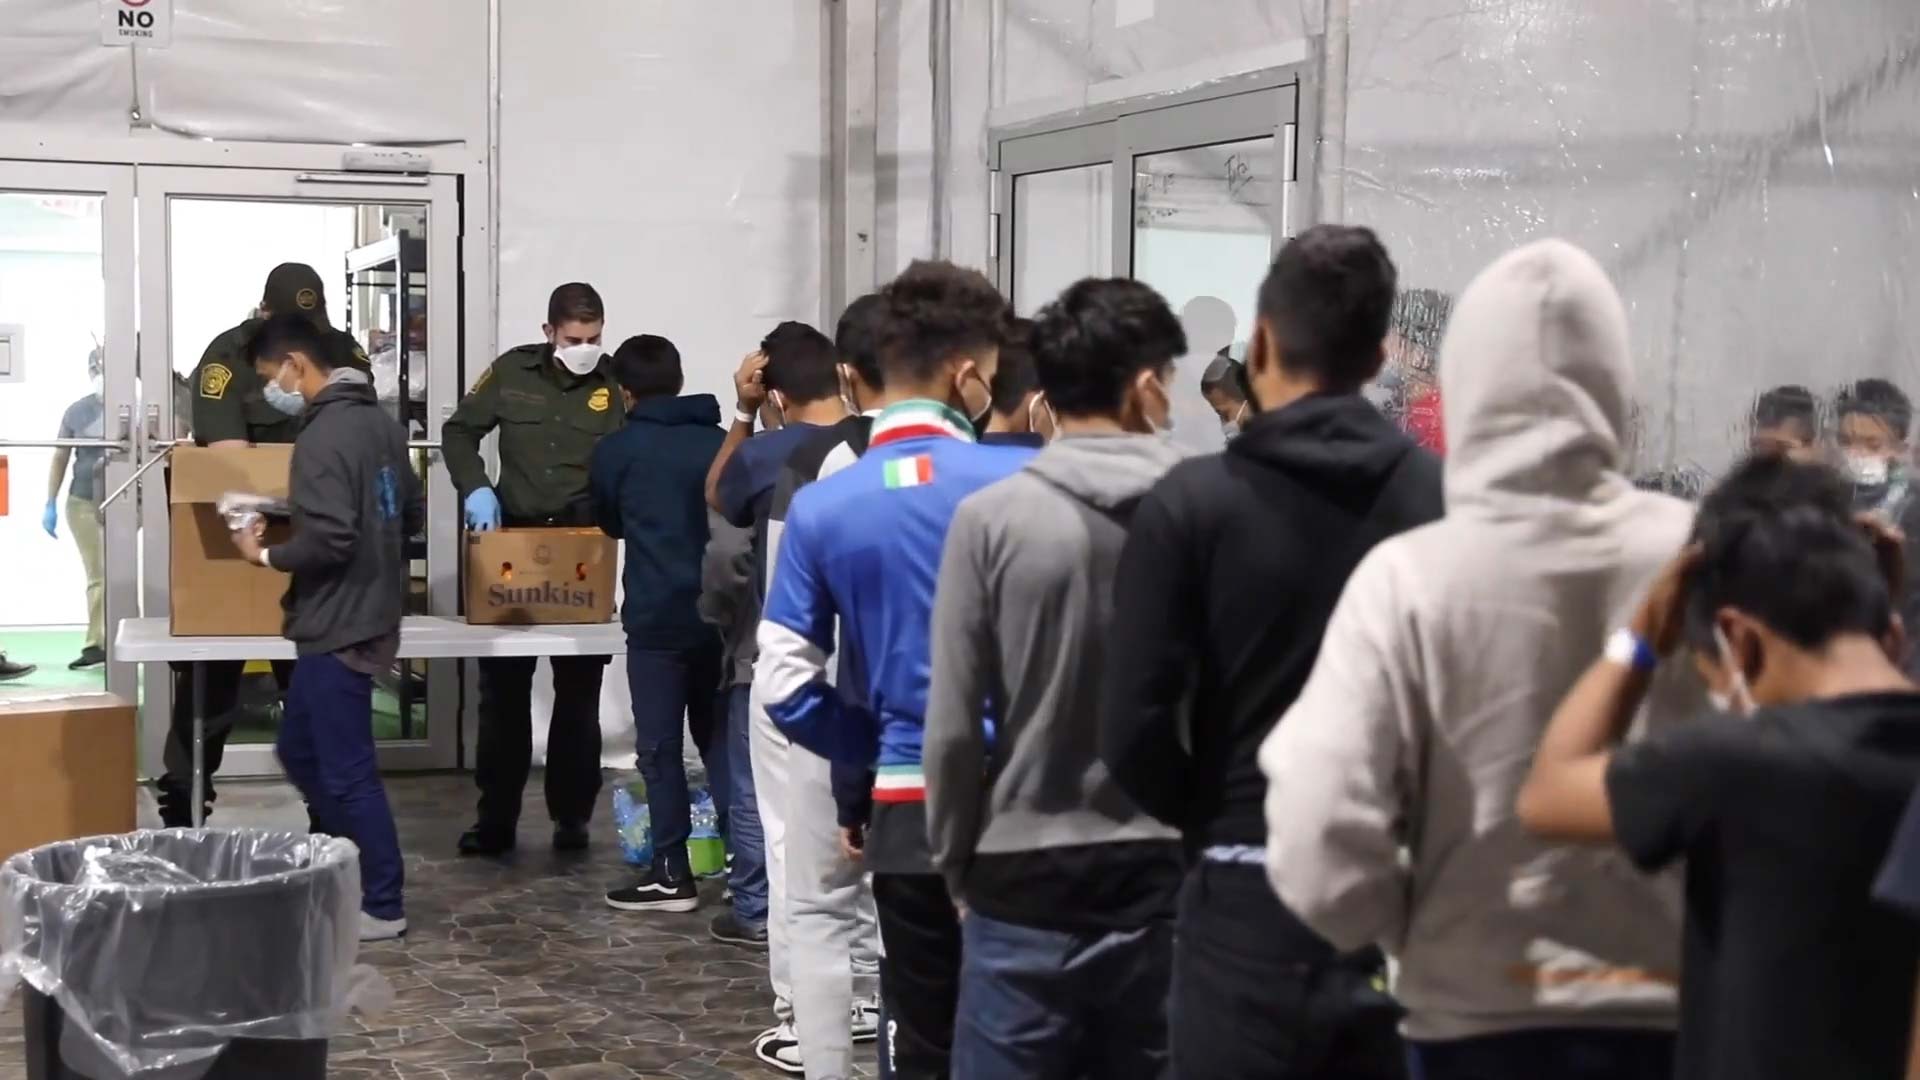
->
[750, 681, 880, 1079]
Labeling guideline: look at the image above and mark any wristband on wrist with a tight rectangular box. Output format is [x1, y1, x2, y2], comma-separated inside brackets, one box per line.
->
[1604, 627, 1658, 673]
[733, 408, 755, 427]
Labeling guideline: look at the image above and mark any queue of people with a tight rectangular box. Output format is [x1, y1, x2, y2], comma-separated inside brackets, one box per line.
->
[188, 224, 1920, 1080]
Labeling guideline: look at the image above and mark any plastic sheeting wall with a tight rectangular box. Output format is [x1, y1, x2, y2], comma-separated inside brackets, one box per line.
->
[915, 0, 1920, 482]
[497, 1, 826, 763]
[0, 0, 487, 144]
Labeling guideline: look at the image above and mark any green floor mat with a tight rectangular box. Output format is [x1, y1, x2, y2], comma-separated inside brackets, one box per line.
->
[0, 628, 107, 695]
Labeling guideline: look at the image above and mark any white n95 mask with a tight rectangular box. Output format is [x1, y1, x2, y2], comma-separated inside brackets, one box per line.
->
[554, 343, 604, 376]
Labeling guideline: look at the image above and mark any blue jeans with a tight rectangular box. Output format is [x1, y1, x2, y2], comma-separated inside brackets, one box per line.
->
[953, 910, 1173, 1079]
[278, 652, 404, 920]
[1408, 1028, 1674, 1080]
[625, 642, 722, 874]
[722, 682, 768, 926]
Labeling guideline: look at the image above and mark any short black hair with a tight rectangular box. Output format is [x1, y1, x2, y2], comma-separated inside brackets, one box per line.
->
[1683, 455, 1891, 653]
[1032, 278, 1187, 417]
[1201, 351, 1247, 401]
[612, 335, 683, 400]
[990, 318, 1038, 415]
[1752, 384, 1818, 436]
[876, 260, 1008, 383]
[835, 293, 888, 390]
[760, 321, 839, 403]
[1836, 378, 1912, 441]
[248, 313, 336, 371]
[1257, 224, 1398, 387]
[547, 282, 605, 327]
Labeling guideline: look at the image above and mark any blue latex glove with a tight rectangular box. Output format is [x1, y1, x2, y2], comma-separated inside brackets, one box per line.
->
[465, 488, 502, 532]
[41, 499, 58, 539]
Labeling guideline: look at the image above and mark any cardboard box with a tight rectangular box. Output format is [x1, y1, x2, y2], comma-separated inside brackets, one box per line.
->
[169, 445, 294, 637]
[0, 692, 136, 862]
[466, 527, 616, 625]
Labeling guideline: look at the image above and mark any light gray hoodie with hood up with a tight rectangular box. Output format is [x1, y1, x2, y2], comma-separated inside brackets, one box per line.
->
[1259, 239, 1698, 1041]
[926, 434, 1185, 902]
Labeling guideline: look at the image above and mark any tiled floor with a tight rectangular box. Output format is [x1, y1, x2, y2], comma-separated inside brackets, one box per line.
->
[0, 773, 858, 1079]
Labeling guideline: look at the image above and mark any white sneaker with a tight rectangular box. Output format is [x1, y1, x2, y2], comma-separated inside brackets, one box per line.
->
[359, 913, 408, 941]
[752, 1024, 804, 1075]
[850, 997, 880, 1043]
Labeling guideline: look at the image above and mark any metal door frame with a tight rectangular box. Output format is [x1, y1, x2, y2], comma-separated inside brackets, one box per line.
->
[989, 63, 1316, 301]
[134, 165, 462, 776]
[0, 160, 140, 709]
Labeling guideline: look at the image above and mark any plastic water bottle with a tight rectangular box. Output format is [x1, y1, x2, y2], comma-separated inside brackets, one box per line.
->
[612, 779, 652, 867]
[688, 788, 725, 878]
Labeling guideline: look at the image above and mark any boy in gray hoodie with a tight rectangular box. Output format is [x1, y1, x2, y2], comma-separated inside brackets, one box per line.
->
[925, 277, 1188, 1077]
[229, 314, 422, 941]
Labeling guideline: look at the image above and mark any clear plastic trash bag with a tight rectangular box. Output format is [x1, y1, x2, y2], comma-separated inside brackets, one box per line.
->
[0, 829, 393, 1080]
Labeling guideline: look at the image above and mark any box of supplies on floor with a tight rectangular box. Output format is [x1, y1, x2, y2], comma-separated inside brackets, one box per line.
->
[168, 445, 295, 636]
[465, 527, 616, 625]
[0, 692, 135, 863]
[0, 830, 381, 1080]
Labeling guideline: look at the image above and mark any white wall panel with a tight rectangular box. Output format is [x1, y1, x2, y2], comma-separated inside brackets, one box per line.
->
[497, 0, 826, 765]
[0, 0, 488, 146]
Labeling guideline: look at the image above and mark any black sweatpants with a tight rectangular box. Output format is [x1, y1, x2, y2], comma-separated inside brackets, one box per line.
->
[872, 872, 963, 1080]
[158, 659, 293, 826]
[1172, 861, 1406, 1080]
[472, 653, 609, 833]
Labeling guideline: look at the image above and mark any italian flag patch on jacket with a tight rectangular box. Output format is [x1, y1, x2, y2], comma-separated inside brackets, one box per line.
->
[883, 455, 934, 489]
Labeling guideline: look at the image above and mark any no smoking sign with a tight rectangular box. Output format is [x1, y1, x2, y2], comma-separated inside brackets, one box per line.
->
[100, 0, 172, 48]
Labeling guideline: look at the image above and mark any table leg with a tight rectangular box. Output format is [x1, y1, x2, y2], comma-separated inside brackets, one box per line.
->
[191, 662, 206, 829]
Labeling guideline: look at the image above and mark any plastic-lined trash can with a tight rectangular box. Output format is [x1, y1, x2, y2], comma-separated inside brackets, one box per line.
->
[0, 830, 382, 1080]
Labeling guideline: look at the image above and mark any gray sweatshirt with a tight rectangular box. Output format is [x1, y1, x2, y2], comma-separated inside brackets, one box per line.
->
[925, 433, 1185, 929]
[1260, 238, 1694, 1039]
[274, 371, 423, 657]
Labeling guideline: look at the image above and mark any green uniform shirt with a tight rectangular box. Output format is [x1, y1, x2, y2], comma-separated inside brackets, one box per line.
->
[442, 343, 624, 521]
[189, 319, 371, 446]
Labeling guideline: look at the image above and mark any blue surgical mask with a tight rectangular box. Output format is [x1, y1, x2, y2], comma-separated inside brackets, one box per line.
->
[264, 375, 305, 416]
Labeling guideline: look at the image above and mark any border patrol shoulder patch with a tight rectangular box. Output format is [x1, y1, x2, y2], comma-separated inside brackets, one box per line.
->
[200, 363, 233, 400]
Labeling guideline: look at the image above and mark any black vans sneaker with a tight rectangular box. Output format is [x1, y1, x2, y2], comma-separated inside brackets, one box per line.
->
[605, 864, 699, 913]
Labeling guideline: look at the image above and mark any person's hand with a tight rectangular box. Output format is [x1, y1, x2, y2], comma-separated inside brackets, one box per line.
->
[838, 825, 865, 863]
[733, 351, 769, 413]
[1629, 543, 1703, 658]
[228, 517, 266, 564]
[40, 500, 57, 539]
[465, 488, 502, 532]
[1856, 512, 1907, 598]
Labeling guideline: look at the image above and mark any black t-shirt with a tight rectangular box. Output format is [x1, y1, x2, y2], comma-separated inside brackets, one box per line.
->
[1606, 693, 1920, 1080]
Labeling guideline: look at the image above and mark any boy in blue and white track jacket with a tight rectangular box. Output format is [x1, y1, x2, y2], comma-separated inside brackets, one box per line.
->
[756, 398, 1033, 873]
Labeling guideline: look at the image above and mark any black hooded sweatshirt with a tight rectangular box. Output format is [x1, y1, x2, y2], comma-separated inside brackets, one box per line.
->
[1099, 393, 1443, 852]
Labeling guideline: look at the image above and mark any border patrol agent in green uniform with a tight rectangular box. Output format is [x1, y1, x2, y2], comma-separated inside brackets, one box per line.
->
[160, 262, 373, 827]
[442, 282, 625, 855]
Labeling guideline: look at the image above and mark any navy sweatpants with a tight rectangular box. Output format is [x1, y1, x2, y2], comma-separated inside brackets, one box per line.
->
[278, 652, 405, 920]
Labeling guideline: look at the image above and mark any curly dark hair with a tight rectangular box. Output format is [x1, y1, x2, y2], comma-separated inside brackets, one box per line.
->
[876, 260, 1009, 384]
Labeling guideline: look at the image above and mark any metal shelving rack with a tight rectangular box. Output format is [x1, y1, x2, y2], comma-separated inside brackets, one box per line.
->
[343, 230, 430, 740]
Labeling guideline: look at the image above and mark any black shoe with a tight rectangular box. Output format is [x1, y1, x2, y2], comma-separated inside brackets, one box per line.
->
[0, 656, 34, 683]
[553, 823, 590, 852]
[67, 646, 105, 670]
[457, 825, 516, 856]
[606, 865, 699, 913]
[709, 911, 768, 948]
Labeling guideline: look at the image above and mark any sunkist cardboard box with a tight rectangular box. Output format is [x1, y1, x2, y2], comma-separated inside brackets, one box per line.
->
[170, 444, 294, 636]
[0, 692, 136, 862]
[466, 528, 616, 625]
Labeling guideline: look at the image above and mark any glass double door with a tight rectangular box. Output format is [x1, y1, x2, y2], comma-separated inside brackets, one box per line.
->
[993, 76, 1304, 450]
[0, 160, 463, 778]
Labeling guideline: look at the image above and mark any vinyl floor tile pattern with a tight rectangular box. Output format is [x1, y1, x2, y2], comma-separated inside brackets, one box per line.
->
[0, 773, 874, 1079]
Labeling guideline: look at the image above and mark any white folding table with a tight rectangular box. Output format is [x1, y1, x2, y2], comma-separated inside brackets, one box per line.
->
[115, 616, 628, 826]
